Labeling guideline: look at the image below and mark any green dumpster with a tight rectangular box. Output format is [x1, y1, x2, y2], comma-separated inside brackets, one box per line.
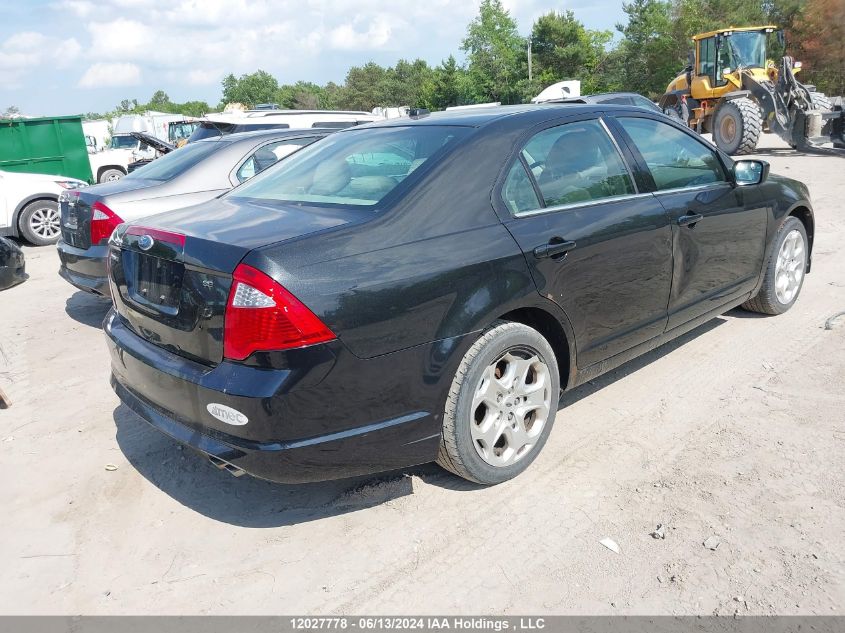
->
[0, 115, 94, 183]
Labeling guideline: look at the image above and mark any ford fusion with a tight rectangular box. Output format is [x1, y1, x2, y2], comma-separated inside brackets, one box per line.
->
[105, 105, 813, 485]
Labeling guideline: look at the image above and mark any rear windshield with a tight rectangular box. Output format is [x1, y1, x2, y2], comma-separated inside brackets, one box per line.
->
[226, 125, 469, 207]
[124, 141, 221, 181]
[188, 121, 290, 142]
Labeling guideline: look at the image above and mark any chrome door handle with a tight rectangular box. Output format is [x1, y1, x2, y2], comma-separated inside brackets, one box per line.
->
[678, 213, 704, 227]
[533, 240, 576, 259]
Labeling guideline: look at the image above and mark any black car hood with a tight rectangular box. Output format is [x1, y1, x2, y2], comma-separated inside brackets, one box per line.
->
[131, 131, 175, 154]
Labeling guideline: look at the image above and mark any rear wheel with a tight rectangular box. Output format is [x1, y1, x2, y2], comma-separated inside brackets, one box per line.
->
[19, 199, 61, 246]
[98, 168, 124, 183]
[437, 321, 560, 485]
[712, 97, 762, 155]
[742, 216, 808, 315]
[663, 103, 685, 124]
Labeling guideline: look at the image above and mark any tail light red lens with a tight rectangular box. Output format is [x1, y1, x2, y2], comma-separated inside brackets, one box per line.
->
[90, 201, 123, 245]
[224, 263, 335, 361]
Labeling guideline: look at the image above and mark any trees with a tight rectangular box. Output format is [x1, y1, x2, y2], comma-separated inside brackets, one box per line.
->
[220, 70, 279, 108]
[530, 11, 614, 95]
[461, 0, 526, 104]
[793, 0, 845, 95]
[614, 0, 679, 98]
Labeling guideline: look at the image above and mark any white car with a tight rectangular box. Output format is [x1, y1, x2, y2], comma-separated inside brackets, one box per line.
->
[0, 170, 87, 246]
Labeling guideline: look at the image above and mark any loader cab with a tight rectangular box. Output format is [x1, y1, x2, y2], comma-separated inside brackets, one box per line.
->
[692, 27, 777, 98]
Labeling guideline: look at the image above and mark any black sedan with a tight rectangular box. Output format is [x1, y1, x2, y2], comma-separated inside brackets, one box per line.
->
[104, 104, 813, 485]
[0, 237, 25, 290]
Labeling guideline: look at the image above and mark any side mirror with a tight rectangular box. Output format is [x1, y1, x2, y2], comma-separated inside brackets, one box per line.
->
[734, 159, 769, 185]
[687, 49, 695, 68]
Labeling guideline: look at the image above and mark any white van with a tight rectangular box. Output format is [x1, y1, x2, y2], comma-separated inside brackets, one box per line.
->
[188, 110, 384, 142]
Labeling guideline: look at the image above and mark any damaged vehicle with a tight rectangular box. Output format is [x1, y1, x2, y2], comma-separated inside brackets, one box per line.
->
[58, 128, 331, 297]
[0, 237, 26, 290]
[104, 104, 813, 486]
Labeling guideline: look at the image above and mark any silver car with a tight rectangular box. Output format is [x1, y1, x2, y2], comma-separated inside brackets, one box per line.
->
[57, 128, 330, 297]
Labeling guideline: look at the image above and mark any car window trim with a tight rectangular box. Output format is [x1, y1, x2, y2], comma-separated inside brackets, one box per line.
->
[512, 191, 654, 218]
[607, 112, 732, 192]
[496, 114, 640, 219]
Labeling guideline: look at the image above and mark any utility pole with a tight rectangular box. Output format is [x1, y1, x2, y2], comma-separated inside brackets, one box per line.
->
[527, 39, 533, 81]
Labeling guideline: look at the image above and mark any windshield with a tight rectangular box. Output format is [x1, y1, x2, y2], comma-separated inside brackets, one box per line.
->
[110, 135, 138, 150]
[724, 31, 767, 69]
[124, 141, 221, 181]
[226, 125, 470, 208]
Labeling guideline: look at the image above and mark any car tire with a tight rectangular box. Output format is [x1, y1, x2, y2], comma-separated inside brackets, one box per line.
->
[19, 199, 61, 246]
[436, 320, 560, 485]
[99, 168, 124, 183]
[742, 216, 808, 315]
[712, 97, 762, 155]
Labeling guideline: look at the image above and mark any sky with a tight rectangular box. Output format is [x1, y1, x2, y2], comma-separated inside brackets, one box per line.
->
[0, 0, 629, 117]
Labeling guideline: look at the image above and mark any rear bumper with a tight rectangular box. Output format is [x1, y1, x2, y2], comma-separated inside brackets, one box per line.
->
[104, 311, 449, 483]
[56, 240, 109, 296]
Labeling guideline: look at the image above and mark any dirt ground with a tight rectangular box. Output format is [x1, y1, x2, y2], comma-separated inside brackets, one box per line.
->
[1, 135, 843, 616]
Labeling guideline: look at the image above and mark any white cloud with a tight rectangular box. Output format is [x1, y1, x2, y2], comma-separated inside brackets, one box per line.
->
[0, 31, 80, 86]
[328, 16, 394, 50]
[87, 18, 151, 60]
[78, 62, 142, 88]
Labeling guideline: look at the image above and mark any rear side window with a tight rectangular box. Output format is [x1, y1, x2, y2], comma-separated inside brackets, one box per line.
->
[235, 137, 317, 183]
[617, 117, 727, 190]
[124, 141, 221, 181]
[227, 126, 469, 207]
[520, 120, 634, 208]
[502, 161, 541, 215]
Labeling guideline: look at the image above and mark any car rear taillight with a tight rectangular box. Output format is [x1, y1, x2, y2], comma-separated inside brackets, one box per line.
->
[90, 201, 123, 245]
[223, 263, 335, 361]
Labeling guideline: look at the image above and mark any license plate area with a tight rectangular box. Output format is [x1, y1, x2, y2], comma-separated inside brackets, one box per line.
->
[127, 253, 184, 315]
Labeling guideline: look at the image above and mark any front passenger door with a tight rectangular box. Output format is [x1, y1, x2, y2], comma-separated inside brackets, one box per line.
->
[499, 117, 674, 368]
[612, 115, 768, 330]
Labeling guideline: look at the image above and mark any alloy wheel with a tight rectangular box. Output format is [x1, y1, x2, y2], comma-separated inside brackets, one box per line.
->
[775, 229, 805, 305]
[29, 206, 61, 241]
[470, 348, 552, 468]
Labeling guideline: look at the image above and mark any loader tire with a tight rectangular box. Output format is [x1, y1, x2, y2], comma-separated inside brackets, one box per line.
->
[810, 92, 832, 111]
[713, 97, 762, 155]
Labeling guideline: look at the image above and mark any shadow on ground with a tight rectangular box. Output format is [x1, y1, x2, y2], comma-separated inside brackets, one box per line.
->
[65, 291, 111, 328]
[114, 315, 731, 527]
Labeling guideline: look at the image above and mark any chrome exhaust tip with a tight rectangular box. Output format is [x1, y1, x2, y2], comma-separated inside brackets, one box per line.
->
[207, 455, 246, 477]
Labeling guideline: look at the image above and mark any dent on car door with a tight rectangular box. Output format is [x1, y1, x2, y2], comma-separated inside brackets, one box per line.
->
[611, 115, 769, 330]
[498, 116, 673, 368]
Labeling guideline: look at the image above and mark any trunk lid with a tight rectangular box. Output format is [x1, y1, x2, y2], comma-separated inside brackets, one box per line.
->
[60, 180, 159, 249]
[109, 197, 362, 365]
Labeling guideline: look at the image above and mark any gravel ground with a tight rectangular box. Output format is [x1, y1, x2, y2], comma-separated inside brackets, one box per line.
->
[1, 135, 843, 615]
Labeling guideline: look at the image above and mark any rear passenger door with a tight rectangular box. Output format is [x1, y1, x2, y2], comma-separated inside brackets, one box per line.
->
[497, 116, 674, 368]
[609, 115, 768, 330]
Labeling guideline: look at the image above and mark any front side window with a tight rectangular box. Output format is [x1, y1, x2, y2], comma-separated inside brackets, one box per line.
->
[227, 125, 468, 207]
[235, 138, 316, 183]
[519, 120, 634, 208]
[617, 117, 727, 191]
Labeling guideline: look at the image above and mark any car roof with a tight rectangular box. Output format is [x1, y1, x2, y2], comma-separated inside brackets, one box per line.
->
[354, 103, 642, 129]
[194, 127, 333, 145]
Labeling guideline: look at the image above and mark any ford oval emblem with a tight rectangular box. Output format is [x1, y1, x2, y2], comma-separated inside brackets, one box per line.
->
[138, 234, 154, 251]
[206, 403, 249, 426]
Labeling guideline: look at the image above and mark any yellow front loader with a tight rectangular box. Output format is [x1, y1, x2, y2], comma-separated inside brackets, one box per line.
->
[659, 26, 845, 154]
